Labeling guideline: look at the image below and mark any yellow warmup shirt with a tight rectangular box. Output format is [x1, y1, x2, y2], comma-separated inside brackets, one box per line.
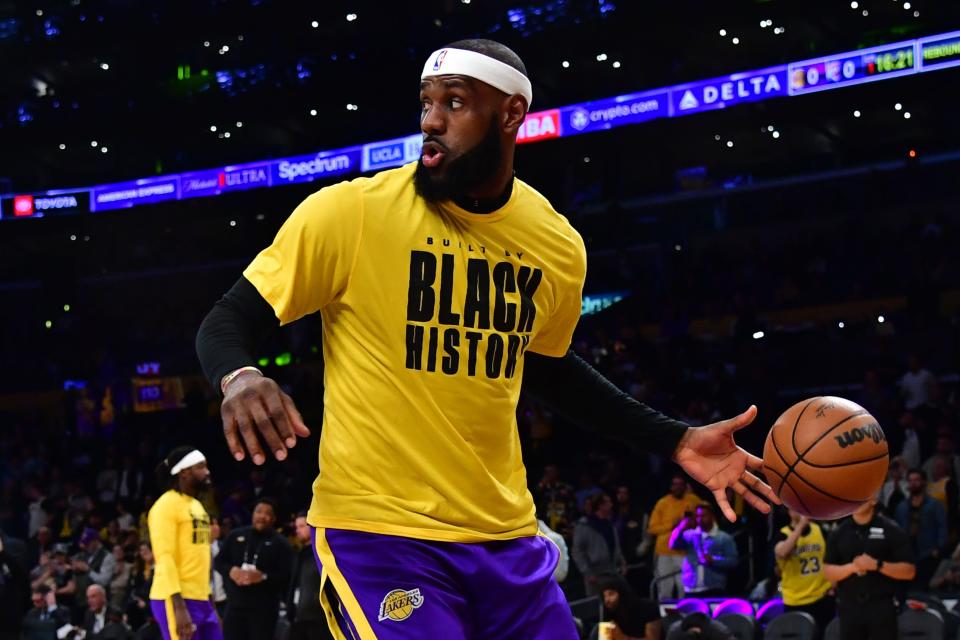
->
[244, 162, 586, 542]
[148, 490, 212, 600]
[647, 493, 704, 556]
[777, 522, 830, 606]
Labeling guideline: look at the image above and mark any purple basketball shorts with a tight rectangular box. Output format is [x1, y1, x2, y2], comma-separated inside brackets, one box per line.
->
[310, 526, 579, 639]
[150, 598, 223, 640]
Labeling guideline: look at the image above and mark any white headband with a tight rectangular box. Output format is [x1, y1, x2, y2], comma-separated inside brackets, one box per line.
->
[421, 48, 532, 108]
[170, 450, 206, 476]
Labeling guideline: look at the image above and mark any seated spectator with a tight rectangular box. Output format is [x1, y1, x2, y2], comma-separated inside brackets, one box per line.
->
[926, 456, 958, 531]
[108, 545, 132, 610]
[47, 548, 77, 609]
[72, 526, 116, 614]
[878, 456, 908, 515]
[596, 575, 661, 640]
[922, 433, 960, 484]
[125, 542, 154, 631]
[1, 531, 30, 637]
[21, 584, 71, 640]
[749, 565, 780, 600]
[666, 612, 734, 640]
[27, 526, 56, 569]
[573, 492, 626, 596]
[930, 541, 960, 593]
[894, 469, 947, 588]
[669, 504, 737, 597]
[81, 584, 131, 640]
[533, 463, 577, 537]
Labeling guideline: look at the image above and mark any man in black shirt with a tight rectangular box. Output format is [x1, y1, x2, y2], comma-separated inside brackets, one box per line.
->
[823, 495, 916, 640]
[287, 512, 332, 640]
[215, 497, 293, 640]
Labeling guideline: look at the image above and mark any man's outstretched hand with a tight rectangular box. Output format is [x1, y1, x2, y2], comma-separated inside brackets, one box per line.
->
[672, 405, 780, 522]
[221, 372, 311, 465]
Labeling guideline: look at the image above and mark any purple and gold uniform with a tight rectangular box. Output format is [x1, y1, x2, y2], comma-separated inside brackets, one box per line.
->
[148, 490, 222, 640]
[245, 162, 585, 638]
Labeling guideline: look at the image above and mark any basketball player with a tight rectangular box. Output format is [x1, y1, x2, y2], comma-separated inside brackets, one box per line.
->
[823, 494, 916, 640]
[774, 509, 833, 635]
[148, 447, 222, 640]
[196, 39, 778, 638]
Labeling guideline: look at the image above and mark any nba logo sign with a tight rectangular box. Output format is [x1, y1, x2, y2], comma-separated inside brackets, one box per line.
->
[432, 50, 448, 71]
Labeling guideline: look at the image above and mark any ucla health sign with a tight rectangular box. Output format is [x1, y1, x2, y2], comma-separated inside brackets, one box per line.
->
[273, 147, 360, 185]
[361, 135, 422, 172]
[562, 91, 668, 136]
[669, 65, 788, 116]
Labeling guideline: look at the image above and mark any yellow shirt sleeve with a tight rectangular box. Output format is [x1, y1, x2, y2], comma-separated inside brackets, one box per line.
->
[647, 498, 674, 536]
[148, 495, 181, 596]
[243, 181, 364, 325]
[527, 227, 587, 357]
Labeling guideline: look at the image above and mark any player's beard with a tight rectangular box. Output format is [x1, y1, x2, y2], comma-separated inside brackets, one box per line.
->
[414, 115, 502, 204]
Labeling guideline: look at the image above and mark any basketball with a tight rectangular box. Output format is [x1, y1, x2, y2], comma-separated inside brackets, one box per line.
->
[762, 396, 889, 520]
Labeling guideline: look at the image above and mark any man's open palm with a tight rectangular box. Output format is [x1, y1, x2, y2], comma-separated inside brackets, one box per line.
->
[673, 405, 780, 521]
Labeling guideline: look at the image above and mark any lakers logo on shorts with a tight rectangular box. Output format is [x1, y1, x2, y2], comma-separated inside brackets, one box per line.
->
[378, 588, 424, 622]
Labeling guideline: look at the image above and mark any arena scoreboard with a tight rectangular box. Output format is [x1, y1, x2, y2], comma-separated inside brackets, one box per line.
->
[789, 41, 917, 95]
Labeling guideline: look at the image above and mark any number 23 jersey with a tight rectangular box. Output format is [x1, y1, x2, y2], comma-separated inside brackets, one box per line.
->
[777, 522, 831, 606]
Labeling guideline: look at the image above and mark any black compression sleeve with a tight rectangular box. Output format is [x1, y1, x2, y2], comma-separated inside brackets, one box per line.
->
[522, 350, 689, 458]
[195, 276, 280, 393]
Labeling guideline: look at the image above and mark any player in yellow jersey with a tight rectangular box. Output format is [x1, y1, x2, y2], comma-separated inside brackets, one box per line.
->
[774, 509, 834, 634]
[197, 38, 778, 639]
[148, 447, 222, 640]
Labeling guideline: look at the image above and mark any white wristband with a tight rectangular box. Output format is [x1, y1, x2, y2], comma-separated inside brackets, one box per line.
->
[220, 366, 262, 394]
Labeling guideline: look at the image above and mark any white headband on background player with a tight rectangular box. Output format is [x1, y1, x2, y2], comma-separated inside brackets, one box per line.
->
[170, 449, 206, 475]
[421, 48, 533, 108]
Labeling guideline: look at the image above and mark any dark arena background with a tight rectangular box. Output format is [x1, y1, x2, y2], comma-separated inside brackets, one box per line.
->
[1, 1, 959, 639]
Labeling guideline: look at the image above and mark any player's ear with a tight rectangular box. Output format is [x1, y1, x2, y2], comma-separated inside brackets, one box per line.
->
[502, 95, 527, 133]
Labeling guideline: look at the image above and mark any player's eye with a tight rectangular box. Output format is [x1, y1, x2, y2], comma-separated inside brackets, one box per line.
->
[450, 97, 464, 109]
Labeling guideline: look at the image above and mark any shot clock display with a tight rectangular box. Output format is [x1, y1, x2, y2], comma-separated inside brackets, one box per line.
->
[789, 41, 918, 95]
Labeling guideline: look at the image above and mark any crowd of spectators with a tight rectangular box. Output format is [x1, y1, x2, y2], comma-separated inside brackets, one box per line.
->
[0, 174, 957, 639]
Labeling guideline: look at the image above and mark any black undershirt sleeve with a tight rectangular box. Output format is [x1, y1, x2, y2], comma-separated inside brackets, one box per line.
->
[197, 277, 690, 457]
[522, 350, 690, 458]
[196, 276, 280, 393]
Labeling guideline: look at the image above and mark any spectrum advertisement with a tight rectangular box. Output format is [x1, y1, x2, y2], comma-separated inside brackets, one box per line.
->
[5, 28, 959, 219]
